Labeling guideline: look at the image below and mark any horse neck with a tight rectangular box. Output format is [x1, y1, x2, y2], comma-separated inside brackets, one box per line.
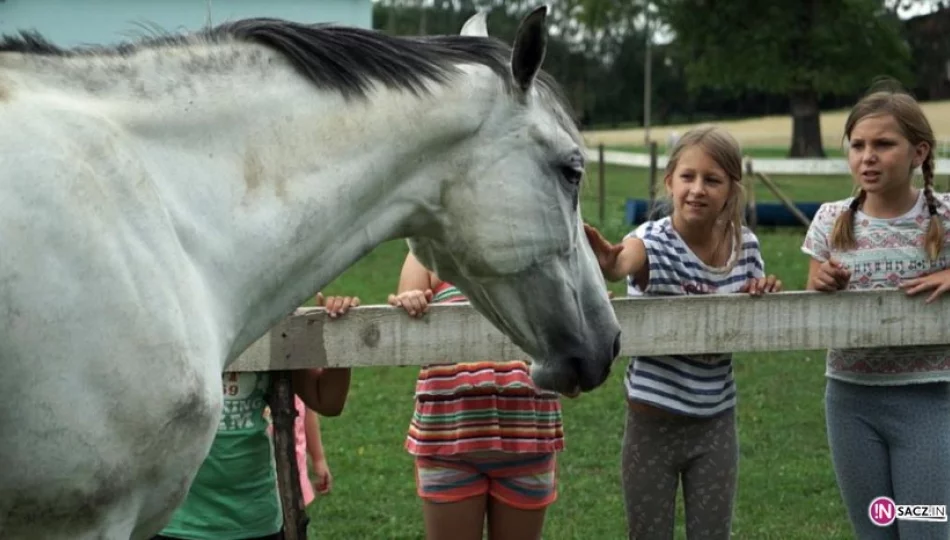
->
[13, 43, 499, 366]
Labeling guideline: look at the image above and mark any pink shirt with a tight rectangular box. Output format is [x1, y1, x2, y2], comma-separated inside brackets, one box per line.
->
[267, 396, 315, 506]
[294, 396, 315, 506]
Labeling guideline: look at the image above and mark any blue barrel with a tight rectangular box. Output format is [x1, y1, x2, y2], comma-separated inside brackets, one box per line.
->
[624, 198, 822, 227]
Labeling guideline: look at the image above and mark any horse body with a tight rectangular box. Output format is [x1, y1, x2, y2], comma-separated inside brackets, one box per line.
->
[0, 10, 621, 538]
[0, 85, 226, 538]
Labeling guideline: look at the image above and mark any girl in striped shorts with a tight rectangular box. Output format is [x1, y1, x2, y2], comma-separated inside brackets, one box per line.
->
[388, 252, 565, 540]
[585, 125, 783, 539]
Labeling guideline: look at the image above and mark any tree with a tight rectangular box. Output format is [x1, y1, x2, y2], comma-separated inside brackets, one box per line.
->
[652, 0, 913, 157]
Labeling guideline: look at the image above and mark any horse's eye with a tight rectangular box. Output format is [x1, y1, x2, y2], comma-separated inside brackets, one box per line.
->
[560, 164, 584, 185]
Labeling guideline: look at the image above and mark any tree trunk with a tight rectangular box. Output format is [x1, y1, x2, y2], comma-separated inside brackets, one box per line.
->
[788, 89, 826, 158]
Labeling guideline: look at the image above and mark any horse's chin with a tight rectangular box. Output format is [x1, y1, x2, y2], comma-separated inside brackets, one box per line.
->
[529, 363, 581, 396]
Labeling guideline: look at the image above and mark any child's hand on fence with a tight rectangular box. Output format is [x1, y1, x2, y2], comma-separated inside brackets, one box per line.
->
[388, 289, 433, 318]
[810, 258, 851, 292]
[316, 293, 360, 319]
[584, 223, 623, 272]
[899, 269, 950, 304]
[741, 275, 783, 296]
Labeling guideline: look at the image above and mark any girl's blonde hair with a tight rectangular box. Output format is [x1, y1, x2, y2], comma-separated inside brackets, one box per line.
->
[832, 84, 944, 260]
[664, 124, 746, 270]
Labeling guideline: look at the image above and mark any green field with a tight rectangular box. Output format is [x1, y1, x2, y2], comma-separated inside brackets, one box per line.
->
[306, 164, 862, 539]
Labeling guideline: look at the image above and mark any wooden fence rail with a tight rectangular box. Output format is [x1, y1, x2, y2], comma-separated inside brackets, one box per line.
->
[227, 289, 949, 372]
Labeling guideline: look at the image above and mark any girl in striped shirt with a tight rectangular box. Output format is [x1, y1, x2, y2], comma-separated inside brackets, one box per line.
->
[585, 125, 782, 539]
[388, 252, 564, 540]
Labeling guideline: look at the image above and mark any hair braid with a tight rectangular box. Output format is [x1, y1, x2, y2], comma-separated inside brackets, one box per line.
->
[830, 189, 866, 251]
[922, 153, 944, 260]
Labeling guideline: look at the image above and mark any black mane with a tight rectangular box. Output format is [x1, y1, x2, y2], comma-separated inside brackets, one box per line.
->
[0, 17, 579, 142]
[0, 17, 565, 103]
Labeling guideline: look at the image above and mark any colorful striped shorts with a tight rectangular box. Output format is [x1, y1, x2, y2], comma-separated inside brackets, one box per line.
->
[414, 452, 558, 510]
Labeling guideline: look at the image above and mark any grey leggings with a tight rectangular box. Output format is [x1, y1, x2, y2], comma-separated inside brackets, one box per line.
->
[826, 378, 950, 540]
[621, 404, 738, 540]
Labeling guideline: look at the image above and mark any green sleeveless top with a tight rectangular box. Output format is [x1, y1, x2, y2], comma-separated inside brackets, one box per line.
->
[159, 372, 282, 540]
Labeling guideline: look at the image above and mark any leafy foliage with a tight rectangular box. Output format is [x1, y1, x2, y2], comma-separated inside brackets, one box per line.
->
[654, 0, 914, 97]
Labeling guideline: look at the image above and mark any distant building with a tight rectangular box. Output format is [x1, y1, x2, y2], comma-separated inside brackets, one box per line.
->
[0, 0, 372, 47]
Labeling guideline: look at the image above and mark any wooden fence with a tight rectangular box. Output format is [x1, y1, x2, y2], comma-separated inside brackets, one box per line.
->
[240, 288, 948, 540]
[227, 289, 948, 372]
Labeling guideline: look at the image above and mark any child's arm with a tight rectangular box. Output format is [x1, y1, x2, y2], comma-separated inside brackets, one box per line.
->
[292, 293, 359, 417]
[304, 408, 332, 494]
[305, 407, 325, 464]
[583, 224, 649, 285]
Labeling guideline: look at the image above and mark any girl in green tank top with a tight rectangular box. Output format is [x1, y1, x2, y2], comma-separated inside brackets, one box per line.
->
[152, 293, 359, 540]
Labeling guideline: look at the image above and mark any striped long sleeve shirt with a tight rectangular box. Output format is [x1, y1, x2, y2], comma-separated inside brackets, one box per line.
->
[623, 217, 765, 417]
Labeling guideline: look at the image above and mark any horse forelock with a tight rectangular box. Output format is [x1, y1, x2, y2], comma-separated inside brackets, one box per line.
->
[0, 17, 579, 140]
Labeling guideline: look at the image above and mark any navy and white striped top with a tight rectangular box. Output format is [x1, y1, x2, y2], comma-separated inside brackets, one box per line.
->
[623, 217, 765, 417]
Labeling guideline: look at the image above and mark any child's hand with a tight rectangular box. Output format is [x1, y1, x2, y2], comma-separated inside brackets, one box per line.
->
[311, 456, 332, 495]
[810, 258, 851, 292]
[584, 223, 623, 273]
[387, 289, 433, 318]
[741, 275, 783, 296]
[899, 269, 950, 304]
[315, 293, 360, 319]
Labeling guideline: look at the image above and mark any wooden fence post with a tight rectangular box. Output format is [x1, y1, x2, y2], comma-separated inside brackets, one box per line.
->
[744, 158, 757, 231]
[756, 172, 810, 227]
[648, 141, 658, 217]
[268, 366, 307, 540]
[598, 143, 605, 225]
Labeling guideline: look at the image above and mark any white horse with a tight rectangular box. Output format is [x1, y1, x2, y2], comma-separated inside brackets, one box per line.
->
[0, 7, 621, 539]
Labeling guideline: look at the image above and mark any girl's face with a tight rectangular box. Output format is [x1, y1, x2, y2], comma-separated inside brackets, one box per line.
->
[665, 145, 733, 228]
[848, 114, 928, 196]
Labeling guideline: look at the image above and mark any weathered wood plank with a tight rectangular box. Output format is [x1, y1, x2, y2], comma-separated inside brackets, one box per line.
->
[225, 290, 949, 372]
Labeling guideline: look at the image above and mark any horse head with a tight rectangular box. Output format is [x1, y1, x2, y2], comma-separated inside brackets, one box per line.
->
[407, 7, 621, 395]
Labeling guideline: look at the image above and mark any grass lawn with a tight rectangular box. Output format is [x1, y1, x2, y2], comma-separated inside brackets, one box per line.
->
[305, 164, 861, 539]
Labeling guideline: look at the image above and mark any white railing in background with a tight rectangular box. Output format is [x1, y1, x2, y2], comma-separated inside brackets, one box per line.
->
[587, 148, 950, 176]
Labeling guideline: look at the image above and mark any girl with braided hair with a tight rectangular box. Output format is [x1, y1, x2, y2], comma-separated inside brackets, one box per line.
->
[802, 84, 950, 540]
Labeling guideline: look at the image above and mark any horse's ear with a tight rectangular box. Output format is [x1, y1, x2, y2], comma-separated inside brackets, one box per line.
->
[510, 5, 548, 95]
[460, 10, 489, 37]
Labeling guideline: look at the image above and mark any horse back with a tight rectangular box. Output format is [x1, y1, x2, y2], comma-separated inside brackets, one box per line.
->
[0, 92, 224, 539]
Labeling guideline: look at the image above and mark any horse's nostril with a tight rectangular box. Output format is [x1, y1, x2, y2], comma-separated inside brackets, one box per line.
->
[611, 333, 622, 359]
